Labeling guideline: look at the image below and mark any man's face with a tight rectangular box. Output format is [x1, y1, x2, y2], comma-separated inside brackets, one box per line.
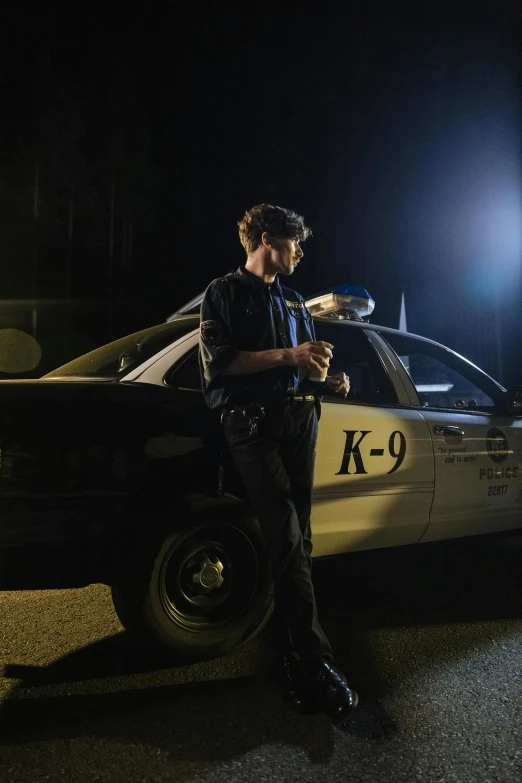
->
[268, 235, 304, 276]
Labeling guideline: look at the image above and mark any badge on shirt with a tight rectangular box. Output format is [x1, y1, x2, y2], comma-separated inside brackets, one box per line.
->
[286, 300, 310, 318]
[200, 320, 224, 346]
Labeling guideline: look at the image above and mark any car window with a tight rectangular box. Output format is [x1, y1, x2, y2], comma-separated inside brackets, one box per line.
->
[166, 347, 202, 391]
[44, 319, 199, 379]
[314, 322, 398, 405]
[380, 332, 503, 412]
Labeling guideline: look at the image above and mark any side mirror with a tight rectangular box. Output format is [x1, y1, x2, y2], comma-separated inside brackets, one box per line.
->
[506, 386, 522, 416]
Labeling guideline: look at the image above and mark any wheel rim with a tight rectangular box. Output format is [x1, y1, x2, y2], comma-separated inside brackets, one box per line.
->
[157, 522, 261, 633]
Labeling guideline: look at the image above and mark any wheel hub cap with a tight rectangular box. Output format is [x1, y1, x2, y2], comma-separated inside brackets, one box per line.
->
[192, 556, 224, 590]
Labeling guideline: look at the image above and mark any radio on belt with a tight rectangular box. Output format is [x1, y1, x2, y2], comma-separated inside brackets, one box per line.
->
[305, 284, 375, 321]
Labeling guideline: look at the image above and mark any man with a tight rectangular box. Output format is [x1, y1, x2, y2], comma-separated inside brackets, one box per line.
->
[199, 204, 358, 723]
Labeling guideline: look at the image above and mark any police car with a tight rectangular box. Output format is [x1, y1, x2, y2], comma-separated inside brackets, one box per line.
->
[0, 285, 521, 663]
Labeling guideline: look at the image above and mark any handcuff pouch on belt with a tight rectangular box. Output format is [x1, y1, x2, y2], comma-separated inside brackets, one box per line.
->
[216, 403, 266, 496]
[238, 403, 266, 436]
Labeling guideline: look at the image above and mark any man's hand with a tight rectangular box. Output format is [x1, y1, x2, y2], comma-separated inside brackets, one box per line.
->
[223, 341, 333, 377]
[286, 341, 333, 373]
[325, 371, 350, 397]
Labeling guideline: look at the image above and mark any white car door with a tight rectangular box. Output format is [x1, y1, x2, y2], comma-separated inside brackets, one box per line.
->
[378, 330, 522, 542]
[311, 322, 435, 557]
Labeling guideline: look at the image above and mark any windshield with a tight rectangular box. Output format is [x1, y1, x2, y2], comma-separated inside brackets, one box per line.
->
[44, 317, 199, 379]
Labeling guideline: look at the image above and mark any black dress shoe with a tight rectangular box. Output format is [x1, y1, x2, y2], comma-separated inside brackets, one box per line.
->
[280, 656, 322, 715]
[313, 660, 359, 724]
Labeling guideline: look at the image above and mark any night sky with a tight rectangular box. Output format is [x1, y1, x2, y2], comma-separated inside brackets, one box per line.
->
[1, 2, 521, 384]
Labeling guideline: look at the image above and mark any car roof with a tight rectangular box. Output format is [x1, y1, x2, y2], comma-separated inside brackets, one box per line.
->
[312, 317, 446, 349]
[170, 310, 457, 356]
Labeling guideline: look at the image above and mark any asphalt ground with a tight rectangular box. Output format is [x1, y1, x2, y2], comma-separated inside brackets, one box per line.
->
[0, 532, 521, 783]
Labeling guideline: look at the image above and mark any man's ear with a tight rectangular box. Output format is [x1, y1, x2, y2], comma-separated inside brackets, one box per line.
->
[261, 232, 272, 249]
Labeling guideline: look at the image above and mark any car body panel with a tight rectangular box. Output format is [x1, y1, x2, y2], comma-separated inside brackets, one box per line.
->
[312, 401, 434, 556]
[418, 410, 522, 542]
[129, 331, 200, 387]
[122, 325, 200, 383]
[369, 326, 522, 542]
[0, 303, 520, 592]
[0, 380, 214, 553]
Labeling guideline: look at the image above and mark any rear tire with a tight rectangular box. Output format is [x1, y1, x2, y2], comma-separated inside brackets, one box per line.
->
[111, 498, 273, 662]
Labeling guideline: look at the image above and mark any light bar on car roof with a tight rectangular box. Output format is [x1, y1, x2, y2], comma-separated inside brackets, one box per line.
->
[305, 284, 375, 321]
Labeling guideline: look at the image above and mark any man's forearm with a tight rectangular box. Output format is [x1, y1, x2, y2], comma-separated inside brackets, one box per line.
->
[223, 349, 293, 375]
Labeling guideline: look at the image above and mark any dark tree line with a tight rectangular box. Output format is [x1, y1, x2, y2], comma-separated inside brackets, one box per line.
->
[0, 35, 166, 347]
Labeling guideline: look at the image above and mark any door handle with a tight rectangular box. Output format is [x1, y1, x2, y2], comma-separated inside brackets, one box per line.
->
[433, 425, 464, 437]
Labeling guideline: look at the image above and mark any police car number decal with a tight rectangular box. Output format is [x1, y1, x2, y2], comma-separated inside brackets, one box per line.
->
[336, 430, 406, 475]
[487, 484, 508, 496]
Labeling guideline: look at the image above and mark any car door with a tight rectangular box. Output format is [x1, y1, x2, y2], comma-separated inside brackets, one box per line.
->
[311, 321, 435, 557]
[378, 331, 522, 542]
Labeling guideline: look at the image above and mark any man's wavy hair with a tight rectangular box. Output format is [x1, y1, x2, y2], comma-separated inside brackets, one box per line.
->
[237, 204, 312, 255]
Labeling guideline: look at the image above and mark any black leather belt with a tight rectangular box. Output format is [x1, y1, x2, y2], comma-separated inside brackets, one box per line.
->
[221, 397, 316, 437]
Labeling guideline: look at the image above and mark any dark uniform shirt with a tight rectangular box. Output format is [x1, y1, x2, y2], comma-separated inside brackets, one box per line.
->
[199, 266, 319, 410]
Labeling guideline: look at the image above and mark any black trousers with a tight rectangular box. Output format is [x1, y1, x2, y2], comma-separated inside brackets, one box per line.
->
[223, 400, 333, 666]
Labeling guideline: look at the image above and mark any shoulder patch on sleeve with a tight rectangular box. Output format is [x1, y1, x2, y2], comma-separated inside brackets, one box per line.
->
[200, 320, 224, 346]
